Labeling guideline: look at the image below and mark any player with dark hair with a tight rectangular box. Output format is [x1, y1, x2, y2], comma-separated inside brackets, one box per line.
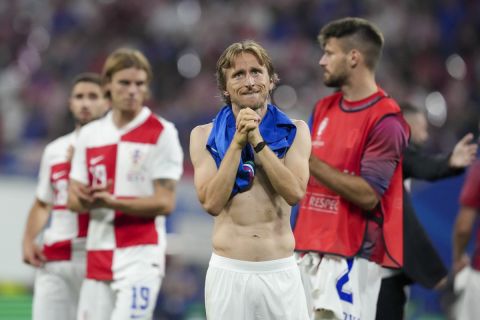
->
[293, 17, 409, 320]
[22, 73, 108, 319]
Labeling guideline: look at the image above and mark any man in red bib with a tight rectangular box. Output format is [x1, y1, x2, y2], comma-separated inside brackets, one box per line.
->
[293, 17, 409, 320]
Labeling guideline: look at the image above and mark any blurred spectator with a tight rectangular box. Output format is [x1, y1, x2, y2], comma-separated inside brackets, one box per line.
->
[1, 0, 479, 176]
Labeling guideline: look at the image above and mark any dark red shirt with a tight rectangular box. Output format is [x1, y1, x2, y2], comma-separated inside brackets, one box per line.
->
[459, 160, 480, 270]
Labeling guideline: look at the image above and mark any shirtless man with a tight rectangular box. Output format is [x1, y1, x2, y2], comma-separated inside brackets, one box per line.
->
[190, 40, 311, 320]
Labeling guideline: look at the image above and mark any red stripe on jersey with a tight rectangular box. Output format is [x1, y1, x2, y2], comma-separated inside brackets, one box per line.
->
[114, 212, 158, 248]
[50, 162, 71, 183]
[77, 213, 89, 238]
[43, 240, 71, 261]
[86, 250, 114, 280]
[120, 114, 164, 144]
[86, 144, 117, 191]
[51, 162, 71, 207]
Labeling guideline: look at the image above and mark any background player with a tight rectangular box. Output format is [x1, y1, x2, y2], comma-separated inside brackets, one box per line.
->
[293, 17, 409, 320]
[376, 102, 477, 320]
[67, 48, 183, 320]
[22, 72, 108, 319]
[450, 148, 480, 319]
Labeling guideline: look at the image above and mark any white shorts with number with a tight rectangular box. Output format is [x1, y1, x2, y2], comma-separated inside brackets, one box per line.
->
[205, 253, 310, 320]
[33, 260, 85, 320]
[76, 268, 162, 320]
[296, 253, 382, 320]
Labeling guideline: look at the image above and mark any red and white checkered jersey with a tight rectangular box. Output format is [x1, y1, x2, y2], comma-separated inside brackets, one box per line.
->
[70, 107, 183, 281]
[36, 131, 89, 262]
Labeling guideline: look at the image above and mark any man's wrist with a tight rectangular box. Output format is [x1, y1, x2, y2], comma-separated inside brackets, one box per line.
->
[254, 141, 266, 153]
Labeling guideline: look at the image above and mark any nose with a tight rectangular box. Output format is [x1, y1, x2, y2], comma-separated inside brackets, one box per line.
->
[128, 83, 138, 95]
[80, 97, 90, 108]
[319, 55, 326, 66]
[245, 74, 255, 86]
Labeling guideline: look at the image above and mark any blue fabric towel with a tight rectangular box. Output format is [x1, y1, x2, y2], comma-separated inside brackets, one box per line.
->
[206, 104, 296, 197]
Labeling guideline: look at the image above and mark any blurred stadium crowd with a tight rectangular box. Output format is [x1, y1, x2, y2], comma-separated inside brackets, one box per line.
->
[1, 0, 480, 319]
[1, 0, 480, 177]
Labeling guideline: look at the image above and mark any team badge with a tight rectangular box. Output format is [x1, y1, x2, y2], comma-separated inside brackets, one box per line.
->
[313, 117, 328, 147]
[127, 148, 146, 182]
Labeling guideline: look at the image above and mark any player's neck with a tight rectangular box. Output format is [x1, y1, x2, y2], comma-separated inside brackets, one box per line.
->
[341, 72, 377, 102]
[112, 108, 141, 129]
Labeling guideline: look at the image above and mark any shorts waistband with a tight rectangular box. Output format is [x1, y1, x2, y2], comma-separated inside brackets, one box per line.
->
[209, 253, 297, 273]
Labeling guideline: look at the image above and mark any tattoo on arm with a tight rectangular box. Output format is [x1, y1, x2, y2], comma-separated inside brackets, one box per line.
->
[155, 179, 176, 192]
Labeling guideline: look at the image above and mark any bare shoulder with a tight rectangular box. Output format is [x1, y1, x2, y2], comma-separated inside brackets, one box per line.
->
[190, 123, 212, 145]
[291, 119, 310, 138]
[190, 123, 213, 140]
[292, 119, 308, 130]
[190, 123, 213, 162]
[289, 119, 311, 156]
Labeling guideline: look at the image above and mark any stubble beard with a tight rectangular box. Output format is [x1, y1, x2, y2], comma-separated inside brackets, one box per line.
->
[236, 90, 269, 111]
[75, 116, 91, 127]
[239, 101, 265, 111]
[323, 73, 347, 88]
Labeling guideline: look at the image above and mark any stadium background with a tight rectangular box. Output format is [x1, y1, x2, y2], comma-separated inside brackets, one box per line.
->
[1, 0, 479, 319]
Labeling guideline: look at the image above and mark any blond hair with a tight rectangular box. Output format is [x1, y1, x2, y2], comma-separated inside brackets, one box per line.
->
[102, 48, 153, 98]
[216, 40, 279, 104]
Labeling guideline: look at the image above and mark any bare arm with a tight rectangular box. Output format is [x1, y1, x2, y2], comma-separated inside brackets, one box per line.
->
[309, 156, 379, 210]
[22, 199, 49, 267]
[249, 120, 311, 205]
[452, 205, 477, 266]
[190, 125, 244, 216]
[309, 115, 407, 211]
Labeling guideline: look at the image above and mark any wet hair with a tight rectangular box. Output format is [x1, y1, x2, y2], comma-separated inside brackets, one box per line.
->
[102, 48, 153, 98]
[216, 40, 279, 104]
[318, 17, 384, 70]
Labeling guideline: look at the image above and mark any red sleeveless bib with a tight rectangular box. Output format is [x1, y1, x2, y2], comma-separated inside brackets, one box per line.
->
[294, 90, 407, 267]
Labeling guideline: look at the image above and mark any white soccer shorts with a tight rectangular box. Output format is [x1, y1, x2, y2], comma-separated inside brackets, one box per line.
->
[205, 253, 310, 320]
[33, 260, 85, 320]
[76, 267, 162, 320]
[297, 253, 382, 320]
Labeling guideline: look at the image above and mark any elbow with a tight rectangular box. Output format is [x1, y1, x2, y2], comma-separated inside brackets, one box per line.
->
[360, 195, 380, 211]
[454, 226, 472, 241]
[66, 196, 80, 212]
[157, 198, 176, 216]
[286, 197, 301, 207]
[201, 200, 222, 217]
[160, 204, 175, 216]
[197, 191, 224, 216]
[284, 186, 306, 207]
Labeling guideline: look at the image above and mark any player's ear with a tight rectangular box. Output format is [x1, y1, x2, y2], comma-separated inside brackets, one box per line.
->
[223, 91, 229, 96]
[349, 49, 360, 68]
[268, 78, 275, 91]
